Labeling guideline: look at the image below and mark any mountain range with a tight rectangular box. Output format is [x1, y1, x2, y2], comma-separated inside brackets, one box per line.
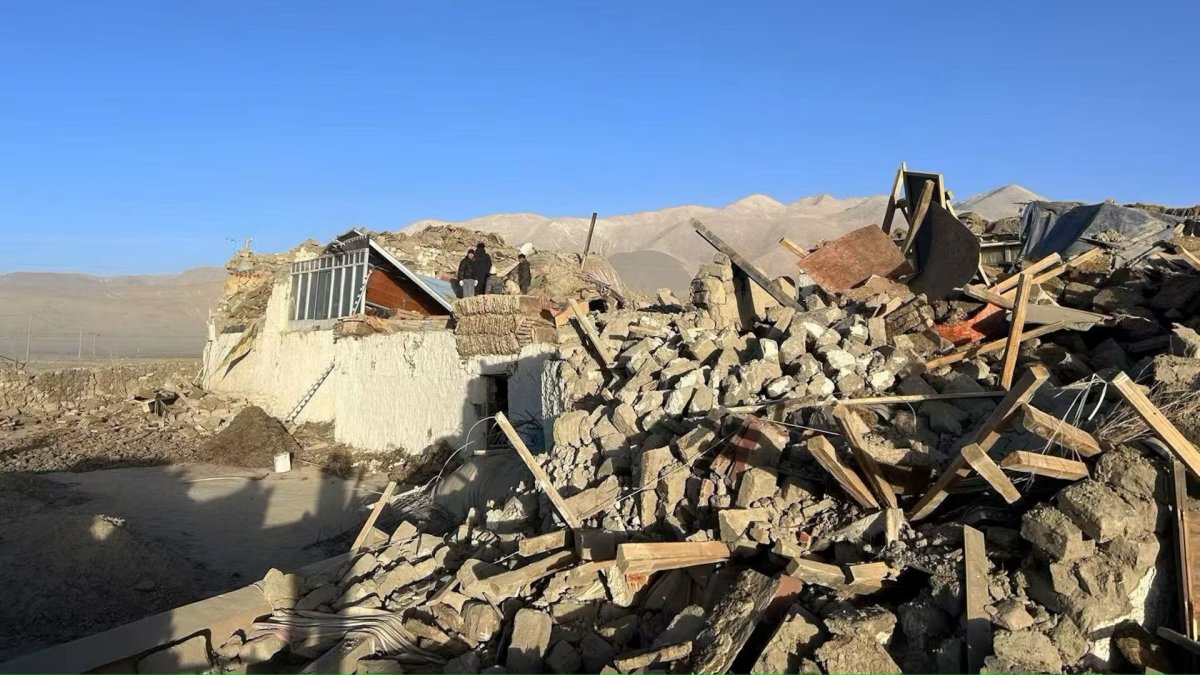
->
[0, 184, 1043, 359]
[407, 184, 1044, 293]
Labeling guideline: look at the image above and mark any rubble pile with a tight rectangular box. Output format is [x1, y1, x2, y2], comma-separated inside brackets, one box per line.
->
[181, 222, 1200, 674]
[377, 225, 635, 305]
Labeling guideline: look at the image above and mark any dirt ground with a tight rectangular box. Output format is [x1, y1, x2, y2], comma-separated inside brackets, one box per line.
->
[0, 423, 207, 473]
[0, 464, 387, 662]
[0, 472, 222, 661]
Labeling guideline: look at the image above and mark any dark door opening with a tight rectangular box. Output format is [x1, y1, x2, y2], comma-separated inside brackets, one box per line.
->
[483, 374, 510, 449]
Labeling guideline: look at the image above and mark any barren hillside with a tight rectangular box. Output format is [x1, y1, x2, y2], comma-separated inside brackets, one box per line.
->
[0, 268, 225, 360]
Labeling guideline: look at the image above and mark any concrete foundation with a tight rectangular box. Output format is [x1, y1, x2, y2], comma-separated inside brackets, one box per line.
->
[203, 280, 554, 454]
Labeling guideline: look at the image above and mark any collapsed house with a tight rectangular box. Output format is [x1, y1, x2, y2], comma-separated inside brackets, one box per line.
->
[8, 170, 1200, 674]
[201, 229, 561, 456]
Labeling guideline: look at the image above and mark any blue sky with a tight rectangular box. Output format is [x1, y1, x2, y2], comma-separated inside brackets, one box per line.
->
[1, 1, 1197, 274]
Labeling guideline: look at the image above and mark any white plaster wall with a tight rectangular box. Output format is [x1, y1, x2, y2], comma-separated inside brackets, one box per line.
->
[331, 331, 476, 453]
[202, 281, 555, 454]
[203, 279, 339, 424]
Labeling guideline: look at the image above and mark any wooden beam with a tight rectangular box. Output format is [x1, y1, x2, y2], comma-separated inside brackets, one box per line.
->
[1177, 245, 1200, 271]
[1172, 460, 1200, 640]
[999, 451, 1088, 480]
[568, 299, 615, 369]
[1015, 403, 1103, 457]
[779, 237, 807, 259]
[1024, 247, 1104, 287]
[691, 218, 804, 312]
[1109, 372, 1200, 479]
[580, 211, 598, 269]
[909, 366, 1050, 521]
[900, 179, 934, 256]
[925, 321, 1068, 370]
[961, 443, 1021, 503]
[688, 569, 781, 674]
[614, 642, 693, 672]
[615, 541, 731, 575]
[963, 525, 991, 674]
[351, 480, 397, 552]
[519, 530, 572, 557]
[806, 435, 880, 509]
[832, 405, 898, 508]
[881, 161, 907, 235]
[999, 272, 1034, 389]
[964, 284, 1013, 308]
[480, 550, 577, 597]
[724, 390, 1008, 415]
[1157, 626, 1200, 658]
[776, 542, 850, 587]
[840, 391, 1005, 406]
[988, 253, 1061, 294]
[496, 412, 583, 529]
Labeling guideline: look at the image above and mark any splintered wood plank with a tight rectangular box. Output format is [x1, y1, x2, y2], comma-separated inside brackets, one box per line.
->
[352, 480, 397, 552]
[1000, 272, 1034, 390]
[963, 525, 990, 674]
[496, 412, 583, 529]
[1015, 403, 1104, 457]
[807, 435, 879, 509]
[688, 569, 781, 674]
[691, 218, 804, 311]
[961, 443, 1021, 503]
[999, 451, 1088, 481]
[615, 541, 731, 575]
[925, 321, 1067, 370]
[568, 299, 615, 369]
[831, 405, 898, 508]
[519, 530, 572, 557]
[1109, 372, 1200, 478]
[909, 366, 1050, 521]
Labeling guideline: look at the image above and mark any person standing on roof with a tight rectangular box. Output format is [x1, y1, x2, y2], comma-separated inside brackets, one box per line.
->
[516, 253, 532, 294]
[454, 248, 476, 298]
[473, 243, 492, 295]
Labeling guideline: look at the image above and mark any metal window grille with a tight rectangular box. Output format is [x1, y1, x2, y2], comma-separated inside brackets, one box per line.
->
[289, 249, 369, 321]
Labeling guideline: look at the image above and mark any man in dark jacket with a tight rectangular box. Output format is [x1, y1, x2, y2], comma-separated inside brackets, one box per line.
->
[454, 249, 475, 298]
[473, 243, 492, 295]
[516, 253, 532, 294]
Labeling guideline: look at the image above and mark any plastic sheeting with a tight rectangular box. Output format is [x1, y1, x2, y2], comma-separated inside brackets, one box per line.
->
[1019, 201, 1181, 264]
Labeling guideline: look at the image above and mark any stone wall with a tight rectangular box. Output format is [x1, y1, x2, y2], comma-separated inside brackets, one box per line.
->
[0, 361, 199, 415]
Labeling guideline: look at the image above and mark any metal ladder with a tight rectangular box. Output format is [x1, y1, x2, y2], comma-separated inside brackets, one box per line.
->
[285, 361, 335, 423]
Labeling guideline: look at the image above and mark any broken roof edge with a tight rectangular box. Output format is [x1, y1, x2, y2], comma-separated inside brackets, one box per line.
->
[333, 228, 456, 314]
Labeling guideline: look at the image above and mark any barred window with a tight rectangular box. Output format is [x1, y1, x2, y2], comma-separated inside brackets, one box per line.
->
[288, 249, 368, 321]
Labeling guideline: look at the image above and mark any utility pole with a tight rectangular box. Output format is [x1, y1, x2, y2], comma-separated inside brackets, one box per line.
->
[24, 315, 31, 364]
[92, 333, 97, 358]
[78, 328, 83, 359]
